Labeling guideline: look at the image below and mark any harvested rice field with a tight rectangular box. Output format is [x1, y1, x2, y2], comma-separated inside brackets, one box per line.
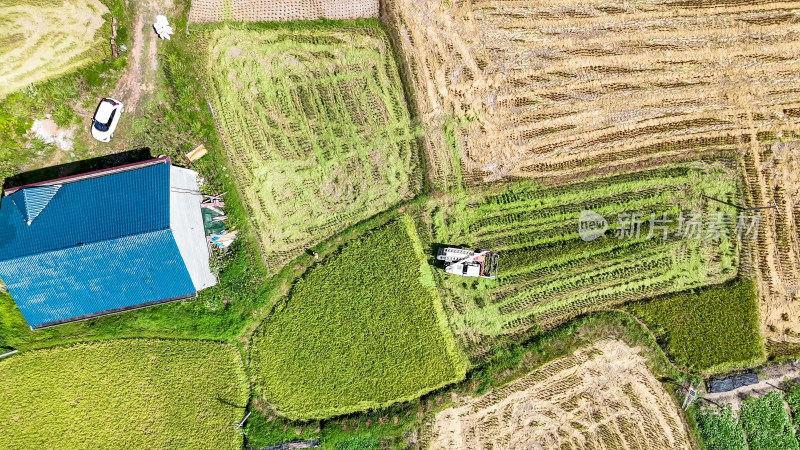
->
[427, 339, 692, 449]
[419, 161, 741, 358]
[200, 23, 421, 271]
[0, 0, 108, 98]
[384, 0, 800, 187]
[189, 0, 377, 23]
[742, 140, 800, 344]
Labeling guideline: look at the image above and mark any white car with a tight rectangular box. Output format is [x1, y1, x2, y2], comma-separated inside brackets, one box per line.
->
[91, 98, 124, 142]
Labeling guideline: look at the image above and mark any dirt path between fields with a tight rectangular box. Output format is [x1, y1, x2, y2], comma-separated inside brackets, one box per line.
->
[704, 360, 800, 412]
[110, 1, 160, 113]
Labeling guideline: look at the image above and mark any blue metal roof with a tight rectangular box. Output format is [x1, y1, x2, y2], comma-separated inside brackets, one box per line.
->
[0, 161, 197, 328]
[0, 162, 170, 260]
[0, 230, 196, 328]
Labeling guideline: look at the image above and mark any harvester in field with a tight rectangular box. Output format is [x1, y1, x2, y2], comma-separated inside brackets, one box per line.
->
[436, 247, 499, 279]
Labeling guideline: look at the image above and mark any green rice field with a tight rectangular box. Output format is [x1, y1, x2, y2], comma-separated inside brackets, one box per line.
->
[249, 216, 466, 420]
[0, 339, 249, 449]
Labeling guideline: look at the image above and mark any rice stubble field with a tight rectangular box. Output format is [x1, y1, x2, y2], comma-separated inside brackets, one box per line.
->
[200, 24, 421, 271]
[189, 0, 377, 23]
[385, 0, 800, 186]
[428, 339, 692, 449]
[0, 0, 109, 98]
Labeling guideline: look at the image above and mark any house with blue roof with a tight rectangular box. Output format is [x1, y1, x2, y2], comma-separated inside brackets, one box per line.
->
[0, 156, 216, 329]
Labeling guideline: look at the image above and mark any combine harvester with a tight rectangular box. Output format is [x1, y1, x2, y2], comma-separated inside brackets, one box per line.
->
[437, 247, 499, 279]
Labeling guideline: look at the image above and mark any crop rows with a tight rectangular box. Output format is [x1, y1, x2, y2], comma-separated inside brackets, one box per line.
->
[189, 0, 377, 23]
[428, 339, 692, 449]
[0, 0, 109, 98]
[421, 162, 741, 357]
[739, 139, 800, 345]
[0, 339, 249, 449]
[697, 389, 800, 450]
[383, 0, 800, 187]
[249, 216, 465, 420]
[200, 25, 421, 271]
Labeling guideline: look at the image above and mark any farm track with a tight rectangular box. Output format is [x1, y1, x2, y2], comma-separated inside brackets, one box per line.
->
[383, 0, 800, 185]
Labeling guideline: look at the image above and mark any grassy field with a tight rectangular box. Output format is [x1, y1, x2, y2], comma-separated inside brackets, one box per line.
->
[0, 0, 110, 98]
[0, 339, 249, 449]
[626, 279, 764, 374]
[200, 22, 421, 271]
[428, 339, 692, 449]
[417, 161, 741, 359]
[249, 216, 465, 420]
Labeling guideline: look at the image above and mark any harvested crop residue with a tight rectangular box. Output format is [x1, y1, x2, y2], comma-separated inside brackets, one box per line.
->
[428, 339, 691, 449]
[384, 0, 800, 186]
[188, 0, 377, 23]
[743, 140, 800, 343]
[0, 0, 108, 98]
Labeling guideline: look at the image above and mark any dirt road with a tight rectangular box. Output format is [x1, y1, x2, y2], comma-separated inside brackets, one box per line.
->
[705, 360, 800, 411]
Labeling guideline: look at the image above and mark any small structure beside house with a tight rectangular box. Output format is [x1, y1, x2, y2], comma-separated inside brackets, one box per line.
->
[0, 156, 216, 329]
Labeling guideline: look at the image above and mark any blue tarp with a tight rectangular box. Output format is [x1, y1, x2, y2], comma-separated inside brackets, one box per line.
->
[0, 161, 196, 328]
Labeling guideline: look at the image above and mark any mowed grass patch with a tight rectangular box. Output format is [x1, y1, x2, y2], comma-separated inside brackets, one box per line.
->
[625, 279, 764, 373]
[0, 339, 249, 449]
[200, 22, 421, 271]
[0, 0, 109, 98]
[250, 216, 466, 420]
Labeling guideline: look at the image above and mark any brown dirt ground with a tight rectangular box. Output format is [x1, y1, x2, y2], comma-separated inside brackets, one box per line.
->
[22, 0, 178, 176]
[427, 339, 692, 450]
[705, 360, 800, 412]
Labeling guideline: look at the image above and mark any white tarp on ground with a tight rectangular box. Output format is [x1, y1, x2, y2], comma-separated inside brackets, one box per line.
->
[169, 165, 216, 291]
